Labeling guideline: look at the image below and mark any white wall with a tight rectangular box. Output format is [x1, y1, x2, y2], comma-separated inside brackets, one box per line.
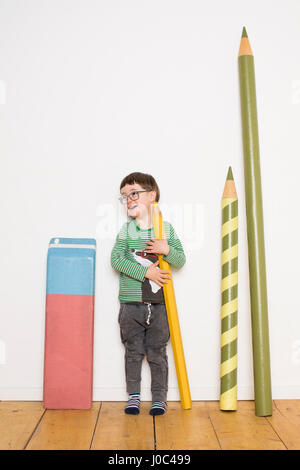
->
[1, 0, 300, 401]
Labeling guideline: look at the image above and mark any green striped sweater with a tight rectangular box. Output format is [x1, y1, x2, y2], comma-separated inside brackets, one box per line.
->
[111, 218, 186, 303]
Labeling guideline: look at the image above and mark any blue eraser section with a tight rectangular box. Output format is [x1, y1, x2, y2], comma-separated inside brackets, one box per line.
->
[46, 238, 96, 295]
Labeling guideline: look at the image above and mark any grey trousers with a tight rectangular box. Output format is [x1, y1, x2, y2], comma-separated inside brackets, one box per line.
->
[119, 302, 170, 402]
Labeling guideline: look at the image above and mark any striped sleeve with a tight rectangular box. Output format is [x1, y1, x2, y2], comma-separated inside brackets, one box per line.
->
[111, 223, 148, 282]
[163, 223, 186, 269]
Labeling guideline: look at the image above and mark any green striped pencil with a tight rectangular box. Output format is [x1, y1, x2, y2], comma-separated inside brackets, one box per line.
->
[220, 167, 238, 410]
[238, 27, 272, 416]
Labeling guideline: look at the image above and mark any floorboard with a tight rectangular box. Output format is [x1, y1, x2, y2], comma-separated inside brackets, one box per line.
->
[26, 402, 100, 450]
[0, 401, 45, 450]
[91, 402, 155, 450]
[265, 400, 300, 450]
[207, 401, 286, 450]
[155, 402, 221, 450]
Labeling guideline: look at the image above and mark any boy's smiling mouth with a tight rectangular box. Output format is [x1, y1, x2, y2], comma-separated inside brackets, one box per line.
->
[128, 204, 138, 210]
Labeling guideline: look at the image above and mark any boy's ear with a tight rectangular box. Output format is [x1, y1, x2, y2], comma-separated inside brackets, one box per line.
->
[150, 191, 156, 202]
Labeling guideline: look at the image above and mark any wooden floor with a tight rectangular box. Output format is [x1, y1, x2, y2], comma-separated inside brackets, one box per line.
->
[1, 400, 300, 450]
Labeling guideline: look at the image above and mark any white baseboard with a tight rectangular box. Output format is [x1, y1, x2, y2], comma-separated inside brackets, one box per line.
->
[0, 386, 300, 401]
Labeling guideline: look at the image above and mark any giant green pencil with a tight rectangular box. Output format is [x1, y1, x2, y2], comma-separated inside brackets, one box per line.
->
[238, 27, 272, 416]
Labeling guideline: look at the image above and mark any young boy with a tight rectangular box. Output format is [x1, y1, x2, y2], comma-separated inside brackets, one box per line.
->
[111, 172, 186, 415]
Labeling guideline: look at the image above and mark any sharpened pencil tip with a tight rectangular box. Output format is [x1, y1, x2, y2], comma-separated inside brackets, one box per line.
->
[242, 26, 248, 38]
[226, 166, 233, 180]
[238, 26, 253, 56]
[222, 167, 237, 198]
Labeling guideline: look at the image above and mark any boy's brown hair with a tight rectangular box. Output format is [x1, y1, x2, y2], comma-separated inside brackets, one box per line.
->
[120, 172, 160, 202]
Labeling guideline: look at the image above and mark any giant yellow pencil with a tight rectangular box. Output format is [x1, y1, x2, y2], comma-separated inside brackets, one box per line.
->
[152, 202, 192, 410]
[220, 167, 238, 411]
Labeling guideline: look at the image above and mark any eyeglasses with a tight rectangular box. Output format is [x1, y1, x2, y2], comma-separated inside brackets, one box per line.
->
[118, 190, 150, 204]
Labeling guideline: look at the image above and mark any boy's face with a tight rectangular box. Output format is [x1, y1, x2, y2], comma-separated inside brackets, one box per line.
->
[120, 183, 156, 219]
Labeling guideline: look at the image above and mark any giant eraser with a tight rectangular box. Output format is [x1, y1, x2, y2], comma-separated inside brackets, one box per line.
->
[43, 238, 96, 409]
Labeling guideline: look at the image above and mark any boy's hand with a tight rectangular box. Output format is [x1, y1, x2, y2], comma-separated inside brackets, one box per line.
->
[145, 261, 171, 287]
[145, 238, 170, 256]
